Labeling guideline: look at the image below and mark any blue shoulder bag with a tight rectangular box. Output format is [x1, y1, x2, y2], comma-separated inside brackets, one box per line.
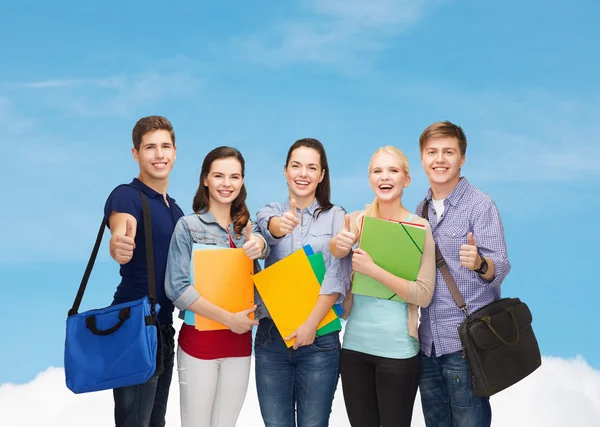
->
[64, 191, 163, 393]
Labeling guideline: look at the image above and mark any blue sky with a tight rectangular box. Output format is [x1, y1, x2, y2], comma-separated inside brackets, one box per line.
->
[1, 0, 599, 384]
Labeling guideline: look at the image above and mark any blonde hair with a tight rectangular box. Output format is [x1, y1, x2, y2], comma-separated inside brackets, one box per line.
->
[360, 146, 410, 222]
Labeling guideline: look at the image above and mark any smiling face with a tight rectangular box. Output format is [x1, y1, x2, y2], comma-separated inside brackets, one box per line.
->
[133, 129, 176, 183]
[284, 146, 325, 201]
[203, 157, 244, 208]
[421, 136, 465, 191]
[369, 150, 410, 203]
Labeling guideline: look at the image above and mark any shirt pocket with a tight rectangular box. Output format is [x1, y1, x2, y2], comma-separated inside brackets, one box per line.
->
[308, 228, 332, 254]
[443, 224, 468, 240]
[190, 230, 225, 245]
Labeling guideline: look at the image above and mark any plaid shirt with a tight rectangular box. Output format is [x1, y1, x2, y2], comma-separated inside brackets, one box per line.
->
[416, 178, 511, 356]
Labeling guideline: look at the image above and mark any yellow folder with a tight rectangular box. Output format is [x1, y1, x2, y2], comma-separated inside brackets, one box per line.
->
[253, 249, 338, 347]
[193, 248, 254, 331]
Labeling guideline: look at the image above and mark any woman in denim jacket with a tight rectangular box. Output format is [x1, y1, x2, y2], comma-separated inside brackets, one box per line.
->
[165, 146, 269, 427]
[254, 138, 350, 427]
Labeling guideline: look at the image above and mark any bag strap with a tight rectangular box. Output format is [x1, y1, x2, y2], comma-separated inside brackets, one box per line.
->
[421, 198, 469, 317]
[68, 189, 156, 317]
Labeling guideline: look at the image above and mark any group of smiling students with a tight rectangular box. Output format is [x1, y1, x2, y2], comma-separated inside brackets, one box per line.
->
[104, 116, 510, 427]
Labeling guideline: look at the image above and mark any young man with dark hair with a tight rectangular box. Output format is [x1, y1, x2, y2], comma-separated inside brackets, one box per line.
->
[416, 121, 511, 427]
[104, 115, 184, 427]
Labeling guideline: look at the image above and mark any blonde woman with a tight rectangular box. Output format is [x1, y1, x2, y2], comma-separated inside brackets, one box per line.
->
[330, 146, 436, 427]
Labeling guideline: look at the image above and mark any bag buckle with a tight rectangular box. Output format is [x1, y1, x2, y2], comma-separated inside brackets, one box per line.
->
[460, 305, 469, 318]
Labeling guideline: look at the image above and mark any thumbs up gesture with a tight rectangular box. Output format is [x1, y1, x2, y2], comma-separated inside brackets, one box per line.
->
[243, 220, 263, 260]
[110, 218, 136, 265]
[279, 198, 300, 235]
[335, 214, 357, 255]
[460, 232, 482, 270]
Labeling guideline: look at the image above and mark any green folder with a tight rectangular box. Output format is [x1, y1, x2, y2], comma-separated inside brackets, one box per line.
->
[308, 253, 342, 336]
[352, 216, 425, 302]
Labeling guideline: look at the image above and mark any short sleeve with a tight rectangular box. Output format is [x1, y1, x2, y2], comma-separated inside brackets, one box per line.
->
[104, 185, 142, 228]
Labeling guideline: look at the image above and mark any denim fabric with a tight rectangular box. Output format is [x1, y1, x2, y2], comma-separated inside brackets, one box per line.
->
[113, 325, 175, 427]
[419, 349, 491, 427]
[255, 318, 341, 427]
[164, 211, 270, 319]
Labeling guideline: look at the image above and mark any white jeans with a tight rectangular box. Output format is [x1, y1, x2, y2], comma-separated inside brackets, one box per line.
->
[177, 347, 251, 427]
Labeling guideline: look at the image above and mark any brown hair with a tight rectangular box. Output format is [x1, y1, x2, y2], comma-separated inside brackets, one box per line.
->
[132, 116, 176, 151]
[285, 138, 333, 218]
[419, 121, 467, 156]
[192, 146, 250, 237]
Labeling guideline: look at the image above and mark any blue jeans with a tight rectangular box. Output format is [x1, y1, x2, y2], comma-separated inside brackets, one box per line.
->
[113, 325, 175, 427]
[419, 349, 491, 427]
[255, 318, 341, 427]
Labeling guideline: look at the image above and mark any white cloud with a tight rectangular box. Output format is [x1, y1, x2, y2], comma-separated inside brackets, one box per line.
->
[2, 354, 598, 426]
[2, 57, 202, 118]
[232, 0, 439, 71]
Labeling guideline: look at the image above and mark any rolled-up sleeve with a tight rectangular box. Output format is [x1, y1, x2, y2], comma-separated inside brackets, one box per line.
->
[472, 200, 511, 288]
[321, 208, 350, 302]
[165, 218, 201, 310]
[250, 217, 271, 259]
[256, 203, 283, 246]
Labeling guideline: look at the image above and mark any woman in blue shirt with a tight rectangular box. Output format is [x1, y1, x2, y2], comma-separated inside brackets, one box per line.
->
[330, 146, 436, 427]
[255, 138, 349, 427]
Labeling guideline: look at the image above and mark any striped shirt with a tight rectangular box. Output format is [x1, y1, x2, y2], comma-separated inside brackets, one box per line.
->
[416, 178, 511, 356]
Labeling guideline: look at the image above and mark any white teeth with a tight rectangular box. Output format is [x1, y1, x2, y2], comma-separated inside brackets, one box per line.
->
[296, 181, 309, 185]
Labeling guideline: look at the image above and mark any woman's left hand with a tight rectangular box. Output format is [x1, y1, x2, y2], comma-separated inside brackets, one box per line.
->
[285, 320, 318, 350]
[243, 222, 263, 259]
[352, 248, 376, 276]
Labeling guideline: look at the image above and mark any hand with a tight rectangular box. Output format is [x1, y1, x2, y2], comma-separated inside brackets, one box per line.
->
[228, 305, 259, 334]
[242, 221, 262, 260]
[110, 219, 136, 264]
[352, 248, 375, 276]
[285, 320, 318, 350]
[279, 198, 300, 235]
[335, 214, 357, 254]
[460, 232, 483, 271]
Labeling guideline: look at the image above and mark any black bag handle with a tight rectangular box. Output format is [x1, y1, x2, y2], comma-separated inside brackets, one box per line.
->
[68, 189, 156, 317]
[421, 198, 469, 317]
[85, 307, 131, 336]
[481, 306, 521, 346]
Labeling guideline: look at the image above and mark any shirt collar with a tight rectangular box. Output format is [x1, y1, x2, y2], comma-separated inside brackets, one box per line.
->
[131, 178, 176, 203]
[426, 177, 470, 207]
[282, 197, 320, 216]
[196, 209, 218, 224]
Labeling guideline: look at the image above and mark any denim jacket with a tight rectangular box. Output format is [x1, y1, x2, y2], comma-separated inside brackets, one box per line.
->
[164, 210, 271, 320]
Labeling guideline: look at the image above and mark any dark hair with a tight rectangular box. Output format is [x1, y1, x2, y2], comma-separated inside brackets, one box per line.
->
[285, 138, 333, 218]
[132, 116, 176, 151]
[192, 146, 250, 237]
[419, 120, 467, 156]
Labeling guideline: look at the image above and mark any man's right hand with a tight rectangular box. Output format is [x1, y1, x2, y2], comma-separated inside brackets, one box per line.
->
[228, 306, 259, 334]
[279, 198, 300, 235]
[335, 214, 357, 255]
[110, 218, 136, 264]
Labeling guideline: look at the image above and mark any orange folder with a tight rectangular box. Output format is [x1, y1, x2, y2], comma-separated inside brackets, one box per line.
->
[252, 248, 338, 347]
[193, 248, 254, 331]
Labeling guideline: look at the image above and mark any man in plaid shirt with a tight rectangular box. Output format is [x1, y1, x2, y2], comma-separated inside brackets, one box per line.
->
[416, 121, 511, 427]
